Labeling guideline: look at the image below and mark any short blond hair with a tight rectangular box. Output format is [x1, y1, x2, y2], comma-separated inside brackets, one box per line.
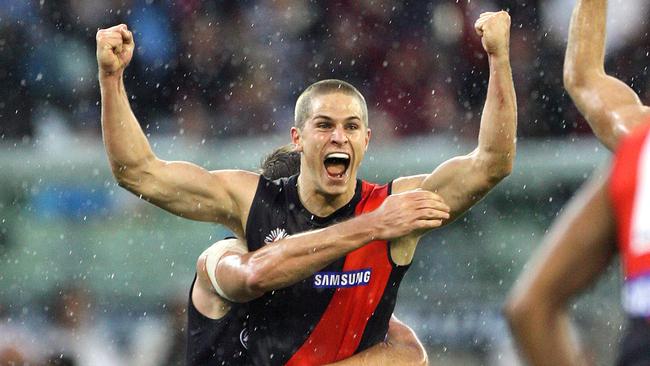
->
[294, 79, 368, 129]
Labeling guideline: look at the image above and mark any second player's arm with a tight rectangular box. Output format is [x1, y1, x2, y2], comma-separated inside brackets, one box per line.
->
[564, 0, 650, 151]
[395, 11, 516, 221]
[200, 190, 450, 302]
[327, 316, 428, 366]
[503, 172, 617, 366]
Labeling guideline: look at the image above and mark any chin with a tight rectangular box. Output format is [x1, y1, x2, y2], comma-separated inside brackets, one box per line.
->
[319, 176, 354, 197]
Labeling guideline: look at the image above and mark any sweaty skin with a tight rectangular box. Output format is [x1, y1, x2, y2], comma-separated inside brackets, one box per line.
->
[193, 237, 429, 366]
[98, 10, 516, 364]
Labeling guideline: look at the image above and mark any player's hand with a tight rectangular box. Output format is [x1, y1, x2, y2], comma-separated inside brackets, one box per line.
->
[96, 24, 134, 77]
[475, 11, 511, 56]
[367, 190, 450, 240]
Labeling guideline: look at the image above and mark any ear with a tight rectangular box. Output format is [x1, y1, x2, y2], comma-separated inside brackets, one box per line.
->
[364, 128, 371, 151]
[291, 127, 303, 152]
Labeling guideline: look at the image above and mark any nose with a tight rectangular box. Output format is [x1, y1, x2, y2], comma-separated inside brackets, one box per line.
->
[330, 124, 348, 145]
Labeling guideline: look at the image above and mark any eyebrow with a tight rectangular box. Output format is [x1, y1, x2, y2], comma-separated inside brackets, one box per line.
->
[312, 115, 361, 121]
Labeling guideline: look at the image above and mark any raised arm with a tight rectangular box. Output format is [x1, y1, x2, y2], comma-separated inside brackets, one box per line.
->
[564, 0, 650, 151]
[504, 172, 617, 366]
[96, 24, 255, 232]
[197, 190, 450, 303]
[394, 11, 516, 222]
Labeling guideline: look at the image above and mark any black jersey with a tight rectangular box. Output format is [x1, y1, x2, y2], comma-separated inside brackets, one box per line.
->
[244, 175, 410, 366]
[187, 275, 249, 366]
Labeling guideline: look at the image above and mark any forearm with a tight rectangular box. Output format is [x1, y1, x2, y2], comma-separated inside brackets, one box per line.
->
[505, 173, 615, 366]
[564, 0, 607, 85]
[508, 304, 585, 366]
[563, 0, 647, 151]
[100, 74, 157, 178]
[476, 53, 517, 177]
[219, 215, 377, 301]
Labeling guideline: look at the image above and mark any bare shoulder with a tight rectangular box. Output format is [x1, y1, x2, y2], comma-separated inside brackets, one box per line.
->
[208, 170, 260, 196]
[209, 169, 261, 227]
[209, 169, 260, 188]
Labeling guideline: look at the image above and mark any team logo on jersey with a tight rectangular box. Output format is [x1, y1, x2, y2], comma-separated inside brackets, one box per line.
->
[239, 328, 249, 350]
[313, 269, 372, 288]
[264, 227, 289, 244]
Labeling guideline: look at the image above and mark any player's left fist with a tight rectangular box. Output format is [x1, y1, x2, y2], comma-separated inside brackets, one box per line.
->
[474, 11, 510, 56]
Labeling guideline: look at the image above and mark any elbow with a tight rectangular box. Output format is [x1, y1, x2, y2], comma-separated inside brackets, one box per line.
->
[482, 155, 514, 185]
[563, 68, 603, 99]
[110, 159, 156, 194]
[112, 168, 136, 191]
[503, 289, 555, 337]
[412, 345, 429, 366]
[562, 55, 591, 92]
[563, 72, 587, 101]
[490, 159, 513, 182]
[405, 338, 429, 366]
[109, 161, 129, 185]
[563, 67, 583, 94]
[244, 265, 271, 296]
[502, 294, 531, 333]
[390, 329, 429, 366]
[475, 145, 515, 185]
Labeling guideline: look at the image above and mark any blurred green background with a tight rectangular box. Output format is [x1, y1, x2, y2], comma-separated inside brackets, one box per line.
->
[0, 136, 622, 365]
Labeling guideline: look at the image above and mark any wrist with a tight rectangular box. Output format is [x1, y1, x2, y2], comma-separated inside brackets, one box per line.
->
[98, 70, 124, 85]
[351, 212, 381, 242]
[98, 72, 126, 95]
[488, 50, 510, 63]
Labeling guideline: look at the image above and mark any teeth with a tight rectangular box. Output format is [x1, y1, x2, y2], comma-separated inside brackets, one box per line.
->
[326, 153, 350, 160]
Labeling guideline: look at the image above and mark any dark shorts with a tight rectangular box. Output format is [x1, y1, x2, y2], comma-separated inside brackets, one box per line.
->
[616, 317, 650, 366]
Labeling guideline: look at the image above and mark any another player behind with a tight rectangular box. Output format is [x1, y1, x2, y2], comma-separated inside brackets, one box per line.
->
[505, 0, 650, 365]
[189, 144, 427, 366]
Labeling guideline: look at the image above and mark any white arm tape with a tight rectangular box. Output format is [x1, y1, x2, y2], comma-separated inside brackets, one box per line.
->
[203, 238, 248, 302]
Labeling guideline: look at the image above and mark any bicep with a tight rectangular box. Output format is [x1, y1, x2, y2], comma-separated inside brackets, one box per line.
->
[570, 75, 650, 150]
[511, 172, 617, 306]
[395, 153, 494, 222]
[125, 159, 258, 228]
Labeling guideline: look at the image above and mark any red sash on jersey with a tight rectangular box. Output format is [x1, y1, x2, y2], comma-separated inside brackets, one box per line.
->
[286, 181, 393, 366]
[610, 124, 650, 279]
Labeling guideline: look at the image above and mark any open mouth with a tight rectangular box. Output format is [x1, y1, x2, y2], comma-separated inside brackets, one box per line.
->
[323, 152, 350, 179]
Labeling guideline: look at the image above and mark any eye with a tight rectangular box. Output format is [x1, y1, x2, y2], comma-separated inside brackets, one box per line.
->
[346, 123, 359, 130]
[316, 121, 332, 129]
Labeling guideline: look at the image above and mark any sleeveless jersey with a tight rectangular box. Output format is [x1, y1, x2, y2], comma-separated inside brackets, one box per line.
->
[187, 275, 249, 365]
[610, 123, 650, 317]
[244, 175, 410, 366]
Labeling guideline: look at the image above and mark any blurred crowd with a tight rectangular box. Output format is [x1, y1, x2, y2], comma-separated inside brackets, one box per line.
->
[1, 0, 649, 365]
[1, 0, 649, 144]
[0, 284, 188, 366]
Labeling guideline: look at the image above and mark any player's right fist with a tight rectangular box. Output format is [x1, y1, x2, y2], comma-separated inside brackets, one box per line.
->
[96, 24, 134, 77]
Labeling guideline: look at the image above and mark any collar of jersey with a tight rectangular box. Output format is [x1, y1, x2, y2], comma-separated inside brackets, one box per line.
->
[286, 174, 363, 226]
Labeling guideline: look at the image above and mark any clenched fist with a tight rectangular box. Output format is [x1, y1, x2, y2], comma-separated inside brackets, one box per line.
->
[96, 24, 134, 77]
[475, 11, 511, 56]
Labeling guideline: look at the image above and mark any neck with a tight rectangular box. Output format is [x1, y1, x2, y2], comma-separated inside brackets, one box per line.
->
[296, 173, 356, 217]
